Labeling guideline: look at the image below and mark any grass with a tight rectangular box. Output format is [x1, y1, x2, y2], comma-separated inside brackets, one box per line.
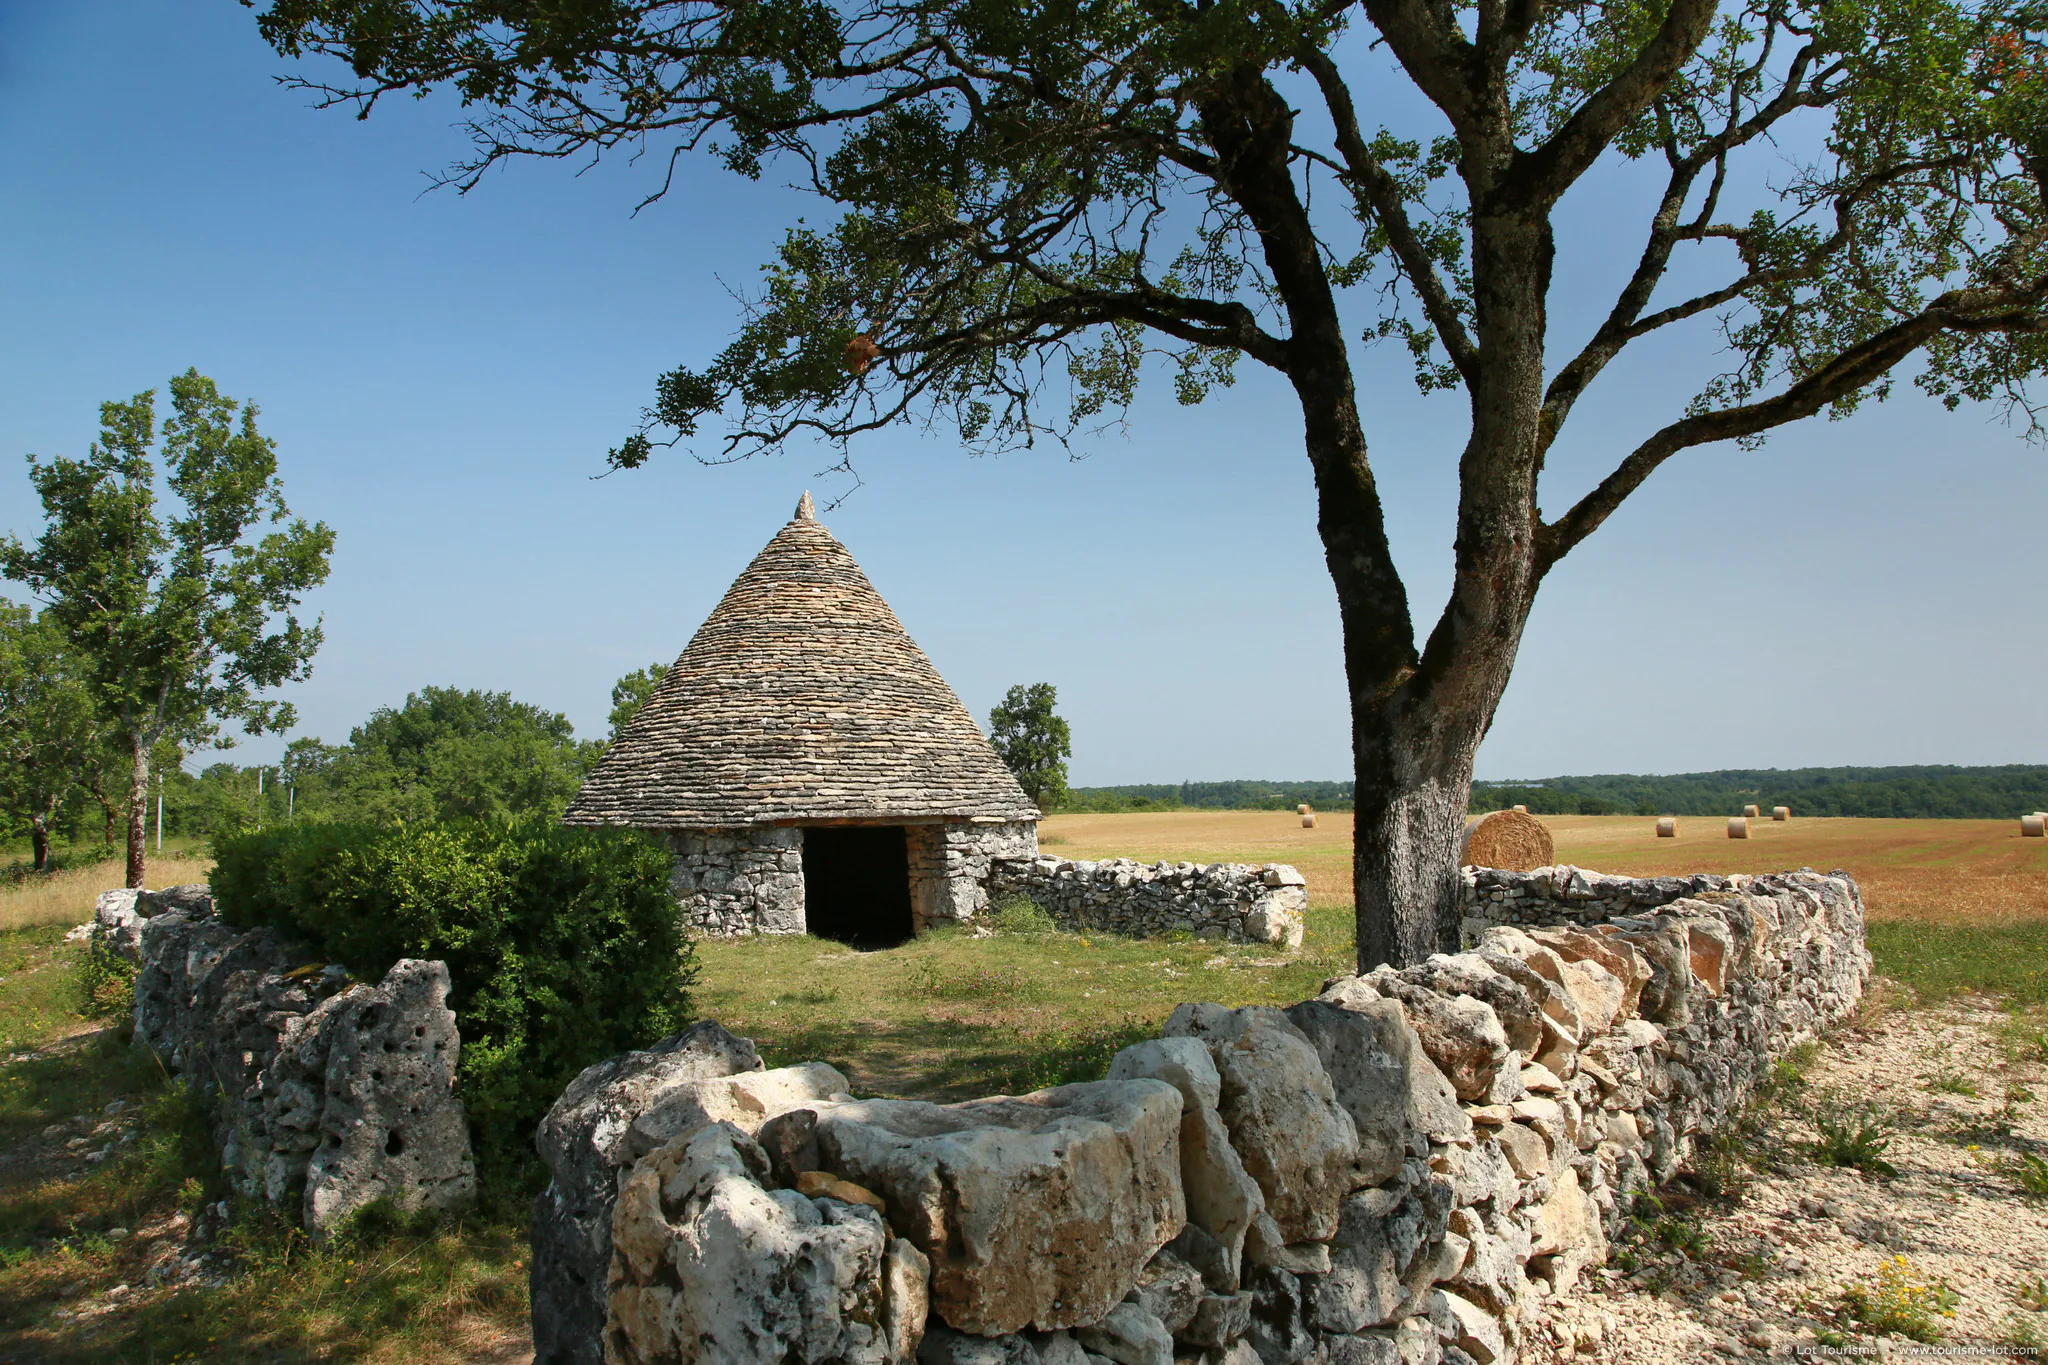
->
[0, 920, 533, 1363]
[0, 844, 213, 934]
[693, 901, 1355, 1099]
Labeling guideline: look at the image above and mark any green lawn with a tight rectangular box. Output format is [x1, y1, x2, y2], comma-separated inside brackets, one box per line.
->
[694, 899, 1357, 1099]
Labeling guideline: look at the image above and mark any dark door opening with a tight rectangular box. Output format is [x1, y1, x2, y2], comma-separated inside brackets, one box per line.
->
[802, 826, 914, 948]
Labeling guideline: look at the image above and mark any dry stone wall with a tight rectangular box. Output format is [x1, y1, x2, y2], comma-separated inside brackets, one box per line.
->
[908, 821, 1040, 930]
[100, 886, 477, 1239]
[987, 858, 1309, 947]
[1459, 866, 1768, 942]
[667, 828, 806, 935]
[530, 867, 1867, 1365]
[669, 820, 1039, 938]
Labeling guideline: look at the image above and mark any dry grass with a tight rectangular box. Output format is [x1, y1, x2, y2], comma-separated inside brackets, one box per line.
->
[1039, 811, 2048, 928]
[0, 852, 214, 933]
[1042, 811, 2048, 1003]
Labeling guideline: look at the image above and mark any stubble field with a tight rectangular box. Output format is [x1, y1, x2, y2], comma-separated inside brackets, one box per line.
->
[1039, 810, 2048, 1002]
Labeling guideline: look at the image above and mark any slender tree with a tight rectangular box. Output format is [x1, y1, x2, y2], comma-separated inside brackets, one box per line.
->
[1, 371, 334, 887]
[251, 0, 2048, 965]
[989, 682, 1075, 811]
[0, 605, 112, 871]
[607, 662, 669, 742]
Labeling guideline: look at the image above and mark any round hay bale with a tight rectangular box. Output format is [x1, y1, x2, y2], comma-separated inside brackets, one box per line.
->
[1298, 804, 1312, 815]
[1655, 817, 1678, 838]
[1772, 806, 1791, 821]
[1511, 804, 1528, 814]
[1742, 804, 1760, 819]
[1728, 816, 1750, 839]
[2023, 815, 2046, 839]
[1301, 813, 1317, 829]
[1461, 809, 1554, 872]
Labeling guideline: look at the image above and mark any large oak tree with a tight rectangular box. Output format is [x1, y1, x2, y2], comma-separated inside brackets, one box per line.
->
[250, 0, 2048, 966]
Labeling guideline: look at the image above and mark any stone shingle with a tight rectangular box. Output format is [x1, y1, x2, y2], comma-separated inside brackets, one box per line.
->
[564, 495, 1039, 829]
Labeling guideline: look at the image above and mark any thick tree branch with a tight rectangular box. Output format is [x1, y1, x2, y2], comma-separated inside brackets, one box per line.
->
[1502, 0, 1721, 206]
[1356, 0, 1484, 134]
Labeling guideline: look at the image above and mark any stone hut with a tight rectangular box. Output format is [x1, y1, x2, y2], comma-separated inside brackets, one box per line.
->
[563, 494, 1039, 944]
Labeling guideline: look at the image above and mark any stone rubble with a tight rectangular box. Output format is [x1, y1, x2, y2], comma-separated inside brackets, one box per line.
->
[106, 884, 477, 1240]
[558, 868, 1870, 1365]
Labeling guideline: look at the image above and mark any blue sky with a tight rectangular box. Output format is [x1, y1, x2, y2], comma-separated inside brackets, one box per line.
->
[2, 2, 2043, 785]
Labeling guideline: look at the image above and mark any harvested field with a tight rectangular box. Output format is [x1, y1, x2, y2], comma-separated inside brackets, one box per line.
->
[1041, 810, 2048, 1003]
[1040, 810, 2048, 927]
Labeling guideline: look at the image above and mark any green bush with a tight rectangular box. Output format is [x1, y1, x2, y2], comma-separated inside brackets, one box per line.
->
[76, 935, 136, 1021]
[212, 820, 697, 1185]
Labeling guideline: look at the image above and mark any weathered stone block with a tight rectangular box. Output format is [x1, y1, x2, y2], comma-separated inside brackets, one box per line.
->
[813, 1080, 1185, 1335]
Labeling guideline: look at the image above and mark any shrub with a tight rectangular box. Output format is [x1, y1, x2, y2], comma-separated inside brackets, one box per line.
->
[989, 897, 1058, 938]
[76, 935, 136, 1021]
[1810, 1104, 1898, 1177]
[1840, 1256, 1958, 1343]
[212, 819, 697, 1185]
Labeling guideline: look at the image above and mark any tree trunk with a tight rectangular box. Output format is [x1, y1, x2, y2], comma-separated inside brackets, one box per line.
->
[1348, 696, 1489, 971]
[30, 815, 50, 874]
[124, 735, 149, 889]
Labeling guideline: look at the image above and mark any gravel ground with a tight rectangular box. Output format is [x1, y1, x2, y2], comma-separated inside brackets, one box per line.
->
[1526, 994, 2048, 1362]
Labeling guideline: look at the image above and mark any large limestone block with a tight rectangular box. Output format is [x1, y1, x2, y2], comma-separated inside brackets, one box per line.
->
[1307, 1176, 1456, 1335]
[1163, 1004, 1362, 1244]
[813, 1079, 1185, 1335]
[132, 909, 238, 1067]
[1555, 959, 1626, 1037]
[1523, 927, 1648, 1019]
[1109, 1041, 1261, 1290]
[1286, 996, 1469, 1187]
[1356, 980, 1510, 1104]
[1435, 1290, 1504, 1365]
[1529, 1167, 1606, 1293]
[606, 1122, 897, 1365]
[1678, 914, 1733, 997]
[532, 1021, 763, 1365]
[1594, 918, 1692, 1026]
[303, 959, 477, 1237]
[1075, 1302, 1173, 1365]
[1473, 944, 1580, 1036]
[1401, 956, 1543, 1058]
[621, 1062, 850, 1168]
[93, 888, 145, 963]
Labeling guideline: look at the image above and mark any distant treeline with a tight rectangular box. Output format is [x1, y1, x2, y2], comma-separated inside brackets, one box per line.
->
[1061, 781, 1359, 813]
[1062, 765, 2048, 819]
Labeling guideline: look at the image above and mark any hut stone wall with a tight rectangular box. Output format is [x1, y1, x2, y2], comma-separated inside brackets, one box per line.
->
[670, 820, 1041, 937]
[668, 828, 806, 936]
[907, 820, 1040, 930]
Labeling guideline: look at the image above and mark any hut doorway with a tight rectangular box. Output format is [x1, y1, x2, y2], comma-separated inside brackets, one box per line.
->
[802, 826, 914, 947]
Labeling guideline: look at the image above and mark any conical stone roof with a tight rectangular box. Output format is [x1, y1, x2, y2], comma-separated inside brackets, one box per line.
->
[564, 495, 1040, 829]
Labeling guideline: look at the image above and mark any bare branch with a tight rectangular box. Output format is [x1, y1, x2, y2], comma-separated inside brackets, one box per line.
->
[1538, 275, 2048, 570]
